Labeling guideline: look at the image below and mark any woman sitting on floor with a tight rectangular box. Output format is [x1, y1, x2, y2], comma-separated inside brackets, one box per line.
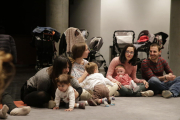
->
[106, 44, 154, 97]
[69, 42, 118, 100]
[21, 55, 83, 108]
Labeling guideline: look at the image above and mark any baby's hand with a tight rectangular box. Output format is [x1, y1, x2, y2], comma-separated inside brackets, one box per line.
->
[65, 108, 73, 111]
[53, 106, 59, 110]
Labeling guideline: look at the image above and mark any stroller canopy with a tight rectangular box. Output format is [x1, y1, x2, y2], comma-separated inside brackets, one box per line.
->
[89, 37, 103, 51]
[32, 26, 61, 42]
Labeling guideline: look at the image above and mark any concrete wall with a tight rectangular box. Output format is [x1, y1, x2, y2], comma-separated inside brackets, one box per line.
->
[169, 0, 180, 76]
[46, 0, 69, 55]
[69, 0, 101, 45]
[70, 0, 170, 65]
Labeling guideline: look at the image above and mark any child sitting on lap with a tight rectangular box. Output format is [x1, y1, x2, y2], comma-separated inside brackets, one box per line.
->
[115, 64, 139, 92]
[80, 62, 115, 106]
[53, 74, 85, 111]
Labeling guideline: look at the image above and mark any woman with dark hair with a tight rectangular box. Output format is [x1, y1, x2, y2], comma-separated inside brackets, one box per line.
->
[21, 55, 82, 108]
[69, 42, 118, 100]
[106, 44, 153, 97]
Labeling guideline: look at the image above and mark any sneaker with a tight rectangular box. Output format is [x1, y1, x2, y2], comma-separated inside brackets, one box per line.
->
[87, 98, 97, 106]
[79, 103, 85, 109]
[162, 90, 172, 98]
[141, 90, 154, 97]
[48, 100, 56, 109]
[10, 106, 31, 116]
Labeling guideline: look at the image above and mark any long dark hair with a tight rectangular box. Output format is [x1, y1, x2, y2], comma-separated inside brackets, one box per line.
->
[48, 55, 72, 88]
[119, 44, 137, 66]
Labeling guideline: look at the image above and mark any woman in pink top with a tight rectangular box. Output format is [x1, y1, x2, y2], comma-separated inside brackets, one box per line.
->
[107, 44, 154, 97]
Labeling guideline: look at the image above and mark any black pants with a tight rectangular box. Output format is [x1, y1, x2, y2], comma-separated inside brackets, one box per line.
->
[1, 92, 17, 113]
[117, 83, 146, 97]
[21, 82, 51, 107]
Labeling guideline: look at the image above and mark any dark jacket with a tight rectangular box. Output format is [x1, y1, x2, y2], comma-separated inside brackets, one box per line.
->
[59, 33, 67, 55]
[0, 34, 17, 63]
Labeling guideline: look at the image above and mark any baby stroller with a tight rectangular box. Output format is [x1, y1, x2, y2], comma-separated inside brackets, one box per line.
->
[133, 30, 168, 72]
[87, 37, 108, 75]
[112, 30, 135, 59]
[31, 26, 61, 71]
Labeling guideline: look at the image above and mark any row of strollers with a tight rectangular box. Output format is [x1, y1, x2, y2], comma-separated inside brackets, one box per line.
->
[31, 26, 168, 75]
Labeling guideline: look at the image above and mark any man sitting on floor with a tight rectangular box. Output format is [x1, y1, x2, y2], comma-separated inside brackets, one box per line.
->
[141, 43, 180, 98]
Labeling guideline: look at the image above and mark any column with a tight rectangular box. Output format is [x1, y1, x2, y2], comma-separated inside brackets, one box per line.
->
[169, 0, 180, 76]
[46, 0, 69, 55]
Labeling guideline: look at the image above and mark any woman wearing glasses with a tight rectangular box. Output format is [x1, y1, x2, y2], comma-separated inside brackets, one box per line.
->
[106, 44, 153, 97]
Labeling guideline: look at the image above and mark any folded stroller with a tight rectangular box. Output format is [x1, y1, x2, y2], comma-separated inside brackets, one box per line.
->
[31, 26, 60, 71]
[112, 30, 135, 59]
[87, 37, 108, 75]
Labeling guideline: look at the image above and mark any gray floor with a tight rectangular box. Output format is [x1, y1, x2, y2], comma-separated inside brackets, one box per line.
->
[6, 96, 180, 120]
[4, 66, 180, 120]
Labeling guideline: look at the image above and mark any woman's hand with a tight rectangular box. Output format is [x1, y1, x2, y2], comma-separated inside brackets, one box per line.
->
[53, 106, 59, 110]
[142, 80, 149, 88]
[65, 108, 73, 111]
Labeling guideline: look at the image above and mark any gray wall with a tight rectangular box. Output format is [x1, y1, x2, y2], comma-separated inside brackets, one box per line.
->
[70, 0, 170, 65]
[69, 0, 101, 45]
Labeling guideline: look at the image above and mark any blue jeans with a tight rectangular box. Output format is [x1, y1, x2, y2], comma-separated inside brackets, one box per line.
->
[148, 76, 180, 97]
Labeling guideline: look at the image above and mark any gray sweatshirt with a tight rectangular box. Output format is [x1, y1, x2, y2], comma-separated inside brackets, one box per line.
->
[27, 67, 82, 97]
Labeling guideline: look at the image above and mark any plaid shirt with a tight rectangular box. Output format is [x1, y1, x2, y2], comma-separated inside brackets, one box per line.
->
[141, 57, 172, 81]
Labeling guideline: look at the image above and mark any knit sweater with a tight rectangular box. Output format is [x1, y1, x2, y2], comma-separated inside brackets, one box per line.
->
[106, 57, 143, 83]
[55, 86, 75, 109]
[79, 73, 114, 92]
[27, 67, 82, 99]
[141, 57, 172, 81]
